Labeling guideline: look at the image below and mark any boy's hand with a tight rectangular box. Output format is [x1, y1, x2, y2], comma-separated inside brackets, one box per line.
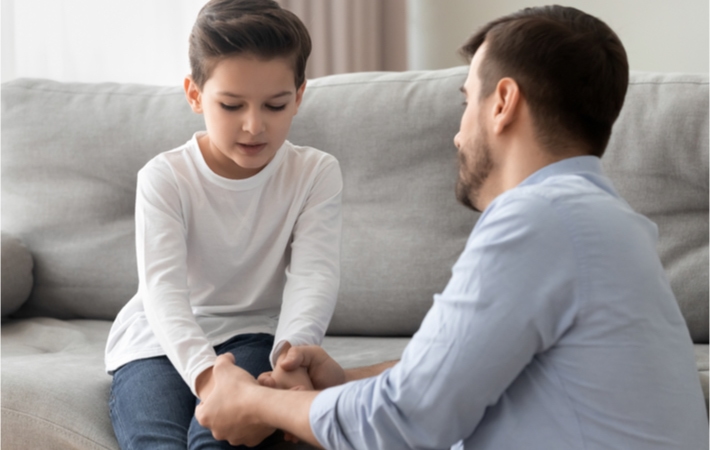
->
[258, 345, 345, 391]
[260, 347, 315, 390]
[269, 364, 314, 390]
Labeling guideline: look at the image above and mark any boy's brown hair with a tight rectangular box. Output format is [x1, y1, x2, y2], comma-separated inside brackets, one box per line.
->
[460, 5, 629, 157]
[189, 0, 311, 89]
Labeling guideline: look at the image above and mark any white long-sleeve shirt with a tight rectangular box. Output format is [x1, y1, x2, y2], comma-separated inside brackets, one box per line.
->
[105, 133, 342, 395]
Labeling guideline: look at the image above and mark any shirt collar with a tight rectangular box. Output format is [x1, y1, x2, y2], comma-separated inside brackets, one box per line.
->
[519, 155, 603, 187]
[515, 155, 621, 200]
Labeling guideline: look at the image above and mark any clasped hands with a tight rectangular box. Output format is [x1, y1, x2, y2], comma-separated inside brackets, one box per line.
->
[195, 345, 345, 447]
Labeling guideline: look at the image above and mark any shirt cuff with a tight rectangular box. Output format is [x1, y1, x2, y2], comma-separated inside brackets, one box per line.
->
[270, 339, 290, 368]
[269, 335, 314, 368]
[188, 358, 217, 397]
[309, 384, 350, 450]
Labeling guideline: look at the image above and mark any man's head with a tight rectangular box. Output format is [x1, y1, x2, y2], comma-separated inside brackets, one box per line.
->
[454, 6, 629, 211]
[460, 5, 628, 157]
[189, 0, 311, 90]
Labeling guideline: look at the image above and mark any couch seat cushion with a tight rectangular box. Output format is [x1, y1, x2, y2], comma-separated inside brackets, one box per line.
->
[1, 318, 411, 450]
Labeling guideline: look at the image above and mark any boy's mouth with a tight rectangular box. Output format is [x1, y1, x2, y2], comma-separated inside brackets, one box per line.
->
[237, 142, 267, 155]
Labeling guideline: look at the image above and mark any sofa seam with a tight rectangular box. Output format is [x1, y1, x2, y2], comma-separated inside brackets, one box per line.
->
[5, 76, 704, 97]
[2, 84, 182, 97]
[2, 406, 115, 450]
[629, 81, 708, 86]
[306, 73, 467, 90]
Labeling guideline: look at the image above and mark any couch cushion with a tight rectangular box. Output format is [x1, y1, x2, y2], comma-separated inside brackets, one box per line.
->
[0, 318, 410, 450]
[1, 80, 204, 320]
[0, 318, 704, 450]
[291, 69, 710, 340]
[289, 67, 479, 335]
[695, 344, 709, 411]
[1, 232, 34, 317]
[2, 71, 707, 343]
[1, 319, 117, 449]
[602, 73, 709, 343]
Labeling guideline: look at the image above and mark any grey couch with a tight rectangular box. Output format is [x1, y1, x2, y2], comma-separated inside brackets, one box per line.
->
[2, 67, 708, 450]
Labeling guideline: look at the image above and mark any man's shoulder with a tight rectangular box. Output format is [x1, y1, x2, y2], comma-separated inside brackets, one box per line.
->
[477, 172, 631, 244]
[495, 173, 622, 216]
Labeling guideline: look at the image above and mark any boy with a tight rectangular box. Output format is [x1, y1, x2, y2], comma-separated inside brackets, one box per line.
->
[105, 1, 342, 448]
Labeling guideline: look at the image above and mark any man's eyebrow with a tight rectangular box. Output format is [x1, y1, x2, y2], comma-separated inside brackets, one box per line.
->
[217, 91, 293, 99]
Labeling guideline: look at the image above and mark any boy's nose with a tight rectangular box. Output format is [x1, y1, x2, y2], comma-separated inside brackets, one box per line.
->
[243, 111, 265, 135]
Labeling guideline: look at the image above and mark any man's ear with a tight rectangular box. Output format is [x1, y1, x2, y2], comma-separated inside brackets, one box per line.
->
[184, 76, 204, 114]
[491, 77, 521, 135]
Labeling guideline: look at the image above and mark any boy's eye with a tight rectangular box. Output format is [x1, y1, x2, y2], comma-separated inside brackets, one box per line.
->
[266, 104, 287, 112]
[220, 103, 241, 111]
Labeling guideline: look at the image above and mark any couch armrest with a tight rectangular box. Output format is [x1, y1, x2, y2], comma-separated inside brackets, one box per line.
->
[1, 232, 34, 317]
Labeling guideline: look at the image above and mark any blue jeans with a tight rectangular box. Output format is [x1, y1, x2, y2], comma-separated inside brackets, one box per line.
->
[109, 333, 282, 450]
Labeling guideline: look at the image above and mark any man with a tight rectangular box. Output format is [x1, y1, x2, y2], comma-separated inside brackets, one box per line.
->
[196, 6, 708, 449]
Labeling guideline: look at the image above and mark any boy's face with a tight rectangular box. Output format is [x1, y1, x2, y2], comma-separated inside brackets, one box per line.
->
[185, 55, 305, 179]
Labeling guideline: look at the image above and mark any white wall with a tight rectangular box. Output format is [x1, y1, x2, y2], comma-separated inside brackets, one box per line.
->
[408, 0, 709, 73]
[1, 0, 206, 85]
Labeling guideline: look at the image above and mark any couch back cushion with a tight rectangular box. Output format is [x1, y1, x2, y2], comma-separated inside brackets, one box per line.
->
[2, 69, 707, 342]
[2, 81, 203, 319]
[602, 73, 709, 343]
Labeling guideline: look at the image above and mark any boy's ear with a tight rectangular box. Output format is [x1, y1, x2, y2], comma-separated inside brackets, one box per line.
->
[294, 80, 307, 111]
[184, 76, 203, 114]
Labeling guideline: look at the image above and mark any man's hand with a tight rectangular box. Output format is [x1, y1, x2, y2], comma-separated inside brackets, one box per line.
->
[258, 345, 346, 391]
[195, 353, 276, 447]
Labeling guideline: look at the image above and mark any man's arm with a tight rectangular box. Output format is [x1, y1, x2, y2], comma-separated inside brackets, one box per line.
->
[195, 353, 322, 448]
[198, 347, 398, 447]
[344, 360, 398, 382]
[307, 196, 579, 450]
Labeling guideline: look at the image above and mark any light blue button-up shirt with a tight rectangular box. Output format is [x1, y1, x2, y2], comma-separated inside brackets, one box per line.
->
[310, 156, 707, 449]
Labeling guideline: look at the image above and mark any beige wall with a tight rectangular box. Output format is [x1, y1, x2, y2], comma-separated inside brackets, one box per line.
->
[407, 0, 709, 73]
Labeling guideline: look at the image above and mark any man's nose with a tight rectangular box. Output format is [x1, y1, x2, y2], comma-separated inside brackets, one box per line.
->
[453, 132, 461, 149]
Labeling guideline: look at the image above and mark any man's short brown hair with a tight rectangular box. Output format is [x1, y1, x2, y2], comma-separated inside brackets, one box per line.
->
[460, 6, 629, 157]
[189, 0, 311, 89]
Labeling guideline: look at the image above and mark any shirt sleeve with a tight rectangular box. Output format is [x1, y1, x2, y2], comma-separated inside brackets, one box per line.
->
[309, 193, 580, 449]
[135, 162, 216, 395]
[270, 157, 343, 366]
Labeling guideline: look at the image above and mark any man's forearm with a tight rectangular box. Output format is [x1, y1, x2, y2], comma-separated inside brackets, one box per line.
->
[344, 360, 399, 382]
[251, 385, 323, 448]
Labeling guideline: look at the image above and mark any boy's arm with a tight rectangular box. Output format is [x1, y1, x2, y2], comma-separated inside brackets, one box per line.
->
[270, 158, 343, 367]
[136, 164, 217, 397]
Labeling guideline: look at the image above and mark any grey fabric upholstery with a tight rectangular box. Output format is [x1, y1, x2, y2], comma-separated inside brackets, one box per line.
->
[289, 68, 479, 335]
[1, 69, 708, 450]
[0, 318, 407, 450]
[1, 81, 202, 320]
[1, 232, 33, 316]
[602, 73, 709, 343]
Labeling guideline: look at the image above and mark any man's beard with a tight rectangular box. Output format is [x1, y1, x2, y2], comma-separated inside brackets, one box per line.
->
[455, 130, 493, 212]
